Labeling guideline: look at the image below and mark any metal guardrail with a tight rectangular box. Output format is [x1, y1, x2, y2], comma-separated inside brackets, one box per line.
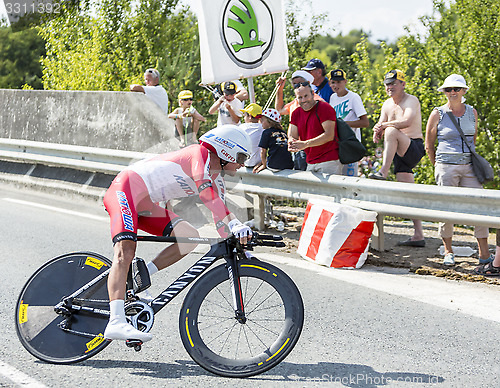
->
[2, 138, 500, 250]
[0, 138, 155, 174]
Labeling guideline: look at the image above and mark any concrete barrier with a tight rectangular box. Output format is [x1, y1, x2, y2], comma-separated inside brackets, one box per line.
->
[0, 89, 178, 153]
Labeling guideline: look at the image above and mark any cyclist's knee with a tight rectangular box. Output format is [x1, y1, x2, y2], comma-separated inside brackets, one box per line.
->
[173, 221, 199, 238]
[173, 221, 199, 255]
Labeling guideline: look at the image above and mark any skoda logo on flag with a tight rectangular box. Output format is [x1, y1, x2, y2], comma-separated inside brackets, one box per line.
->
[220, 0, 275, 69]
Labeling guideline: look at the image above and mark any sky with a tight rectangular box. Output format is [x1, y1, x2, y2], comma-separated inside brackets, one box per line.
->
[1, 0, 438, 41]
[307, 0, 437, 42]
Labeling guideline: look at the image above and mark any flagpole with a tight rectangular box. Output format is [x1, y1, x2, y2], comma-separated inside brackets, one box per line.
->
[247, 77, 255, 103]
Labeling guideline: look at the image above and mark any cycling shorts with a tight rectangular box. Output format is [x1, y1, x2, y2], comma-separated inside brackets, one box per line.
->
[103, 170, 182, 244]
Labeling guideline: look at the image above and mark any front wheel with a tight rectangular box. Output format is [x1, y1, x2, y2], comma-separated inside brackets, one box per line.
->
[179, 259, 304, 378]
[15, 252, 112, 364]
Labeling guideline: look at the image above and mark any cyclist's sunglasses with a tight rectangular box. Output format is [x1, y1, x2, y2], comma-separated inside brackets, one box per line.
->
[181, 98, 193, 101]
[293, 81, 310, 89]
[444, 87, 463, 92]
[236, 152, 249, 165]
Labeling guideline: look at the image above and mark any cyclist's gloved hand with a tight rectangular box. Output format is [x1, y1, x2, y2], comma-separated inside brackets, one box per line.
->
[228, 219, 252, 244]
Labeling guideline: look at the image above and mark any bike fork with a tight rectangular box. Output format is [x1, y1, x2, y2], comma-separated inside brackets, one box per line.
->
[225, 253, 246, 324]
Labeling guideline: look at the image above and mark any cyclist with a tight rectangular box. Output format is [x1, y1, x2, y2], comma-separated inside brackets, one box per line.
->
[102, 125, 253, 342]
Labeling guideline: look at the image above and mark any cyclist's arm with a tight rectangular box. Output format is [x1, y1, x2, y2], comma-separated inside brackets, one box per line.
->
[197, 181, 251, 242]
[197, 181, 232, 237]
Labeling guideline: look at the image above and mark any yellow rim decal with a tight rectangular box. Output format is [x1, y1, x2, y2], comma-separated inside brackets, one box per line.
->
[85, 334, 105, 353]
[19, 302, 28, 324]
[240, 264, 270, 272]
[265, 338, 290, 362]
[185, 317, 194, 347]
[85, 257, 107, 270]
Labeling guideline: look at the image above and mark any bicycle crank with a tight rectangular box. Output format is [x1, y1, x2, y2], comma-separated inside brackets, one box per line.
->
[125, 300, 154, 333]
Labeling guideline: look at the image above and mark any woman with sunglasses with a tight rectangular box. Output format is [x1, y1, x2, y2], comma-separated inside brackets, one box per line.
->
[168, 90, 206, 147]
[425, 74, 494, 267]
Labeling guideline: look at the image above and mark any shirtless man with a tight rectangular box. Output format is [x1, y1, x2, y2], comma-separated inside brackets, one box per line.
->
[370, 70, 426, 247]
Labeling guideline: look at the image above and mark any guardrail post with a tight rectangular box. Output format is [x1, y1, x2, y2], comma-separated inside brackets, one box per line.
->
[253, 194, 266, 231]
[370, 214, 385, 251]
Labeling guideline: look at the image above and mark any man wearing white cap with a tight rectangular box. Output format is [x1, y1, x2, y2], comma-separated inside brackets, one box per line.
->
[274, 70, 325, 170]
[274, 70, 324, 117]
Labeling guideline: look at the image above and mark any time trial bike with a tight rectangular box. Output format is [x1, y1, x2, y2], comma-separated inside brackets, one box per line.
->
[15, 233, 304, 378]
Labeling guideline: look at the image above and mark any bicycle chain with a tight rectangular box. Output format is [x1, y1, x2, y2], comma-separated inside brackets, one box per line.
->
[58, 322, 106, 340]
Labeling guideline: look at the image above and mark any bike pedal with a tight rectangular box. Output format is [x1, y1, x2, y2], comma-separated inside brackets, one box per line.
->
[125, 339, 143, 351]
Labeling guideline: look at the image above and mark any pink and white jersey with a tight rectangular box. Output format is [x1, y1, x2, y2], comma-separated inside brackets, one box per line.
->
[103, 144, 232, 241]
[128, 144, 226, 204]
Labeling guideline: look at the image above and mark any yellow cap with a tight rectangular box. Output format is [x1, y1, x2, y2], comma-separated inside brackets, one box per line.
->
[240, 103, 262, 117]
[383, 70, 405, 84]
[178, 90, 193, 99]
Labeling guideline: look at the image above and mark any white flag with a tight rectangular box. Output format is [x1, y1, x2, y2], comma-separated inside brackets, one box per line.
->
[196, 0, 288, 84]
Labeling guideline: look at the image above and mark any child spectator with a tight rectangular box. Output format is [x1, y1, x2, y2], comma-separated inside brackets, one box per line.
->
[168, 90, 206, 147]
[239, 103, 264, 169]
[253, 109, 294, 173]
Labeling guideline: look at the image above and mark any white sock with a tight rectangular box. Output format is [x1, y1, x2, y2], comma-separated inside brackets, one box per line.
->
[109, 299, 126, 323]
[147, 261, 159, 276]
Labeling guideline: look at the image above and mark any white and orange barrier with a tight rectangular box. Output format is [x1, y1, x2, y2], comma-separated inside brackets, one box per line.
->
[297, 199, 377, 268]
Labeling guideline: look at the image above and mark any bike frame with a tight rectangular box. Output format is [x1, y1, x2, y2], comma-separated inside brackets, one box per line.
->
[55, 235, 248, 321]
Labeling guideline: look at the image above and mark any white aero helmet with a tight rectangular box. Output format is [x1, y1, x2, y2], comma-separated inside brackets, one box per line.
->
[199, 124, 252, 165]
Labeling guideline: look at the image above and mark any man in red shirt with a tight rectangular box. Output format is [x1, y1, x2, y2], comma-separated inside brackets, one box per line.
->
[288, 83, 341, 174]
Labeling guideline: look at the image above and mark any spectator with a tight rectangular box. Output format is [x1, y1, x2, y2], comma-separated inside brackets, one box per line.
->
[474, 230, 500, 276]
[302, 58, 334, 102]
[275, 70, 322, 170]
[211, 80, 249, 102]
[254, 108, 294, 173]
[369, 70, 426, 247]
[168, 90, 206, 147]
[130, 68, 169, 114]
[233, 79, 249, 102]
[208, 81, 244, 126]
[239, 103, 264, 169]
[288, 83, 341, 175]
[329, 69, 369, 176]
[275, 70, 319, 117]
[425, 74, 494, 266]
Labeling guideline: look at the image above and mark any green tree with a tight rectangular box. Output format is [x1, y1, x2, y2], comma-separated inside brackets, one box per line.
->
[404, 0, 500, 187]
[39, 0, 199, 95]
[350, 0, 500, 185]
[36, 0, 330, 132]
[0, 26, 45, 89]
[313, 29, 390, 77]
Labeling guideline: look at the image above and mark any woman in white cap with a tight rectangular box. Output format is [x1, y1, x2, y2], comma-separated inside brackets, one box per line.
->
[425, 74, 494, 266]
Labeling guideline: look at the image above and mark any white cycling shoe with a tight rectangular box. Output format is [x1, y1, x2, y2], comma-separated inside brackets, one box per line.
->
[104, 320, 152, 342]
